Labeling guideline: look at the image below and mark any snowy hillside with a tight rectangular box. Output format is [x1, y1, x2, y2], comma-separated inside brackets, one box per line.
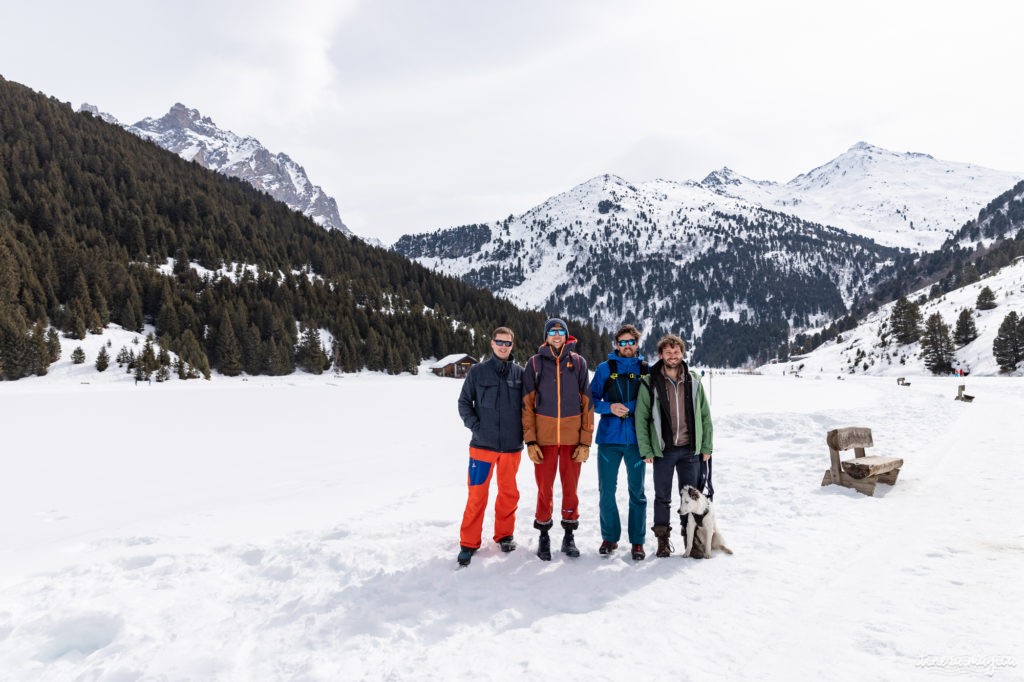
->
[397, 174, 906, 363]
[78, 103, 351, 236]
[2, 369, 1021, 679]
[704, 142, 1022, 252]
[764, 258, 1024, 377]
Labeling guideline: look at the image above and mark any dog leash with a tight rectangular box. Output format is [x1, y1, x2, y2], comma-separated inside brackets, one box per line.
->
[699, 457, 714, 501]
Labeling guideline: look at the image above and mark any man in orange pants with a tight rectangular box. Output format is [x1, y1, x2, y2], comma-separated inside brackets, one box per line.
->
[456, 327, 524, 567]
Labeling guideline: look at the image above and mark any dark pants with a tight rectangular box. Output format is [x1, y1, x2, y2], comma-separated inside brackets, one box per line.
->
[652, 445, 699, 527]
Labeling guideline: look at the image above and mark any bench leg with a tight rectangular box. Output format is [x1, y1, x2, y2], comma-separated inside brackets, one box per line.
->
[876, 468, 900, 486]
[822, 469, 878, 496]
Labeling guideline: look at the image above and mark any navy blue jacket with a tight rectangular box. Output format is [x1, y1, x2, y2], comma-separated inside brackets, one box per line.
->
[458, 355, 525, 453]
[590, 352, 646, 445]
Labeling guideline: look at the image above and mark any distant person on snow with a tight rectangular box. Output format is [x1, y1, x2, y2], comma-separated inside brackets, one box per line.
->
[590, 323, 649, 561]
[522, 318, 594, 560]
[456, 327, 525, 567]
[635, 334, 713, 558]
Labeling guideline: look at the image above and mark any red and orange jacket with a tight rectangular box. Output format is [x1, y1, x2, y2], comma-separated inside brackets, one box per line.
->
[522, 337, 594, 447]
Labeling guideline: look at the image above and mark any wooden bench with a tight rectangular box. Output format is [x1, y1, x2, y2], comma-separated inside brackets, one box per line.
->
[821, 427, 903, 497]
[897, 377, 911, 387]
[955, 384, 974, 402]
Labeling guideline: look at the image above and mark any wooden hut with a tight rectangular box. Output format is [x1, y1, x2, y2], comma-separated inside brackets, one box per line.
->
[430, 354, 478, 378]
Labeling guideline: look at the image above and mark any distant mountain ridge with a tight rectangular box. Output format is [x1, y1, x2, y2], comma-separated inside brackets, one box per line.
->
[697, 142, 1022, 252]
[395, 143, 1021, 365]
[79, 102, 351, 236]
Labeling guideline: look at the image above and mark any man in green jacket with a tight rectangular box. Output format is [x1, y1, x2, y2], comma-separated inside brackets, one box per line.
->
[635, 334, 713, 558]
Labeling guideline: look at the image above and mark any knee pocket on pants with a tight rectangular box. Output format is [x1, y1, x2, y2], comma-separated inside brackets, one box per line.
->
[468, 458, 492, 486]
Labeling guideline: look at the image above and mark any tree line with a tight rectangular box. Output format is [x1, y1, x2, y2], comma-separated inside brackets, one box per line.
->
[887, 285, 1024, 374]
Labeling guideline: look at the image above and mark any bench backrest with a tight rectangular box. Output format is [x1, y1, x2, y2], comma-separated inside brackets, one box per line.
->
[827, 427, 873, 452]
[826, 427, 873, 481]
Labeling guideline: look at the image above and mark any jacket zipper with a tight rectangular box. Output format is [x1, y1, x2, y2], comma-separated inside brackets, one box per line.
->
[556, 353, 562, 444]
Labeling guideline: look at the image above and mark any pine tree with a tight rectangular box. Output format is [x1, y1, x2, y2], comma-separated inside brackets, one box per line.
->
[296, 325, 330, 374]
[216, 312, 242, 376]
[45, 328, 61, 364]
[174, 329, 211, 379]
[889, 295, 922, 344]
[140, 337, 159, 377]
[992, 311, 1023, 373]
[95, 346, 110, 371]
[976, 286, 997, 311]
[952, 308, 978, 346]
[71, 346, 86, 364]
[919, 313, 954, 375]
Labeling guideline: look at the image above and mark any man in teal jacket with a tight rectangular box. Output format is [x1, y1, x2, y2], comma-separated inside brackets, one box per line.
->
[589, 323, 648, 561]
[635, 334, 713, 558]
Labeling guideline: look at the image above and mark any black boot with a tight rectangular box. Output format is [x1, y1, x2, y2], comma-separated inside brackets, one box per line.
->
[561, 519, 580, 558]
[457, 546, 477, 567]
[652, 524, 673, 558]
[534, 519, 553, 561]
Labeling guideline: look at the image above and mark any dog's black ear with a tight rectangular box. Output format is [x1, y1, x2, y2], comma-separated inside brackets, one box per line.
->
[688, 487, 701, 501]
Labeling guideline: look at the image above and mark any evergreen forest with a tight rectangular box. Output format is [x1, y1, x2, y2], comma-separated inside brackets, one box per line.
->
[0, 76, 604, 380]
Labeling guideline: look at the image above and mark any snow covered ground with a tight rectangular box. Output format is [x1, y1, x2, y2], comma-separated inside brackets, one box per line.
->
[2, 368, 1022, 680]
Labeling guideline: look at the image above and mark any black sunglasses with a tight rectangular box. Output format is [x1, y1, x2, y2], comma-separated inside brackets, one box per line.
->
[493, 339, 513, 347]
[617, 339, 637, 347]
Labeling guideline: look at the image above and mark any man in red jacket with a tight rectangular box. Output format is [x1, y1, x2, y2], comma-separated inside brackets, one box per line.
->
[522, 318, 594, 560]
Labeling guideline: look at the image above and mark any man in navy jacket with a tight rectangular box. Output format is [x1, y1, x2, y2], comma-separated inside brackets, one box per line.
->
[456, 327, 524, 566]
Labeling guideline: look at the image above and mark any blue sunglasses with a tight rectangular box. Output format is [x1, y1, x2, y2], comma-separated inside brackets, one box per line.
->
[546, 329, 567, 337]
[617, 339, 637, 346]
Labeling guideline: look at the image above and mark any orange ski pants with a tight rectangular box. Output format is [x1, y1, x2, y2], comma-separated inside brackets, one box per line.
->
[460, 446, 522, 549]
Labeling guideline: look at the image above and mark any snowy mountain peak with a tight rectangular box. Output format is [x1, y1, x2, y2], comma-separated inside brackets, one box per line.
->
[700, 167, 744, 188]
[136, 102, 224, 139]
[722, 142, 1024, 250]
[77, 102, 120, 126]
[79, 102, 352, 236]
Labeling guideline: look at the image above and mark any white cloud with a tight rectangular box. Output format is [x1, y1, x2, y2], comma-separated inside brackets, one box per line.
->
[1, 0, 1022, 242]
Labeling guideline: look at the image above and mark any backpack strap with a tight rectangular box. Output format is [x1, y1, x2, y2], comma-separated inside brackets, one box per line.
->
[604, 357, 648, 403]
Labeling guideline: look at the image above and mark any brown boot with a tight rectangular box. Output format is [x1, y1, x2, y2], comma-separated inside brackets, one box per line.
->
[652, 525, 673, 558]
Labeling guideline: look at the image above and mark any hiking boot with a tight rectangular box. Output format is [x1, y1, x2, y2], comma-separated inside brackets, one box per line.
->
[652, 525, 673, 558]
[631, 544, 646, 561]
[457, 546, 477, 567]
[534, 520, 553, 561]
[498, 536, 516, 553]
[599, 540, 618, 555]
[561, 519, 580, 558]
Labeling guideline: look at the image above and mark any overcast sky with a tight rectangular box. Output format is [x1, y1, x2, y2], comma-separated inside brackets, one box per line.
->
[3, 1, 1023, 243]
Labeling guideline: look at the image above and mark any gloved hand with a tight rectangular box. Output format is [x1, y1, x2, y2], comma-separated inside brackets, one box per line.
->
[572, 445, 590, 463]
[527, 444, 544, 463]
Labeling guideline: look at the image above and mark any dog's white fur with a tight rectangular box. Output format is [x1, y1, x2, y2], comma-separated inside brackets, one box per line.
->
[677, 485, 733, 558]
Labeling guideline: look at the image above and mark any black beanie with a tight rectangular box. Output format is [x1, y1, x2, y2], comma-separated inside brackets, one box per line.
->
[544, 318, 569, 337]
